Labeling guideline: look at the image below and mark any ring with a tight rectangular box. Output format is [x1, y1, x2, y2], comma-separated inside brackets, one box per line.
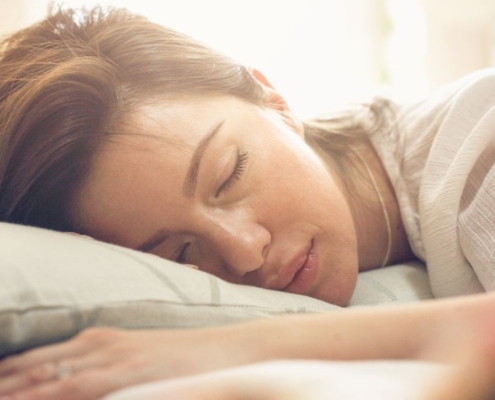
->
[55, 362, 73, 380]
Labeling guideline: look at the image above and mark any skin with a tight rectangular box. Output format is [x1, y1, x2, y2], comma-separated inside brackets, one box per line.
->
[72, 71, 412, 306]
[1, 293, 495, 400]
[101, 321, 495, 400]
[1, 72, 492, 400]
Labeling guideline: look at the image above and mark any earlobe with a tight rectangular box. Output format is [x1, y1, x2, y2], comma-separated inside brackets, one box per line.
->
[248, 67, 304, 137]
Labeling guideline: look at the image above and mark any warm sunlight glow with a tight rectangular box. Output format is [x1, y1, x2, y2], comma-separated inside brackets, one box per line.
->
[384, 0, 428, 102]
[65, 0, 422, 117]
[14, 0, 491, 116]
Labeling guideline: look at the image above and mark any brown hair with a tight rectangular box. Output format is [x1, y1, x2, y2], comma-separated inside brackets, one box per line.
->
[0, 5, 391, 232]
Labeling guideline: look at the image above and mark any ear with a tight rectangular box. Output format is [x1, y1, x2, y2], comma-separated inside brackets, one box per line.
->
[248, 68, 304, 137]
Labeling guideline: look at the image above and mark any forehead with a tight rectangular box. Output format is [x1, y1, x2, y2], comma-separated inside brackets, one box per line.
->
[92, 94, 235, 173]
[91, 93, 251, 183]
[132, 94, 238, 142]
[72, 130, 184, 244]
[71, 95, 244, 241]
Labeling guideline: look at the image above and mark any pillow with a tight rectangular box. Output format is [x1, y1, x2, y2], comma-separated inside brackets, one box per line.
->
[0, 222, 433, 357]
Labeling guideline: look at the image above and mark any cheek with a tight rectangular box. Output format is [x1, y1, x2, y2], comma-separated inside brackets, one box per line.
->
[256, 139, 323, 196]
[251, 140, 338, 227]
[315, 262, 359, 306]
[301, 168, 359, 305]
[315, 202, 359, 306]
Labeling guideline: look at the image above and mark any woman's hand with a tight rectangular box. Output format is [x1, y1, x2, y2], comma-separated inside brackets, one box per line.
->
[0, 326, 258, 400]
[1, 293, 494, 400]
[102, 316, 495, 400]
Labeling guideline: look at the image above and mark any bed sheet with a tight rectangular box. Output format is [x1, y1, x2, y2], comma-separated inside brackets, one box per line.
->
[102, 359, 450, 400]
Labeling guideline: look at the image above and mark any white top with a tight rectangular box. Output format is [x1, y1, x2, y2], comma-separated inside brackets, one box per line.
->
[371, 68, 495, 298]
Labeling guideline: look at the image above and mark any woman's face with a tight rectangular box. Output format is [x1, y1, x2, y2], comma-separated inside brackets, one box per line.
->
[75, 93, 359, 306]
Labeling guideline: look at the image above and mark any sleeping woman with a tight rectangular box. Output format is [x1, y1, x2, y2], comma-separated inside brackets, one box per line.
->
[0, 5, 494, 400]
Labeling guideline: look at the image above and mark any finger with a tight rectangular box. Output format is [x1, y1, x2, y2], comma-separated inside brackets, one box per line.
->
[0, 339, 86, 377]
[0, 353, 109, 396]
[0, 328, 121, 378]
[2, 358, 183, 400]
[0, 329, 127, 399]
[0, 361, 59, 395]
[0, 368, 123, 400]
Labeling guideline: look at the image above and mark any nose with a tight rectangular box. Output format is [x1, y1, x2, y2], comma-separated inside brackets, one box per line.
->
[201, 210, 271, 277]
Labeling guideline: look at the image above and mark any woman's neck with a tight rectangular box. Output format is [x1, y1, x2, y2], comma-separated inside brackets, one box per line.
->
[337, 145, 416, 271]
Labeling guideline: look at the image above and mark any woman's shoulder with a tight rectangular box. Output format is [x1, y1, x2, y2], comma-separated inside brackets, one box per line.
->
[396, 68, 495, 120]
[390, 68, 495, 164]
[371, 68, 495, 298]
[418, 68, 495, 299]
[442, 68, 495, 108]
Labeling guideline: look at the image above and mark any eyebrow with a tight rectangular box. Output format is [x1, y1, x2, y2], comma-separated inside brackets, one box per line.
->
[183, 120, 225, 198]
[137, 120, 224, 253]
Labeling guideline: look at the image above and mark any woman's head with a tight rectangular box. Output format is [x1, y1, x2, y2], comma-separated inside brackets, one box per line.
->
[0, 5, 395, 305]
[71, 91, 359, 306]
[0, 5, 266, 231]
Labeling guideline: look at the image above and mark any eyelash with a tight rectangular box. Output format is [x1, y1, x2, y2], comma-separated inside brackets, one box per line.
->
[175, 151, 248, 263]
[215, 150, 248, 197]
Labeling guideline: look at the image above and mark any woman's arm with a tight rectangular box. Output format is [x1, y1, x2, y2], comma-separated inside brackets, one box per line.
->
[0, 292, 494, 400]
[247, 291, 494, 363]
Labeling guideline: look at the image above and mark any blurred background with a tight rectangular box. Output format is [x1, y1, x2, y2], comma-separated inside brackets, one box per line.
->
[2, 0, 494, 118]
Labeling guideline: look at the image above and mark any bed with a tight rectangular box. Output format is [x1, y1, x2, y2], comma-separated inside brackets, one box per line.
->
[0, 221, 450, 399]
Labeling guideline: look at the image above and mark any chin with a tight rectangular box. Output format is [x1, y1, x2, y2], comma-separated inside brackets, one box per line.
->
[312, 272, 358, 307]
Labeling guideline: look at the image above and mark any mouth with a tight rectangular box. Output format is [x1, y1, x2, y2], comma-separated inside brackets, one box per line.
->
[282, 239, 318, 295]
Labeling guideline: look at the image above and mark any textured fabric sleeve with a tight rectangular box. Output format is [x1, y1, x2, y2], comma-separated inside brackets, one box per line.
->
[458, 140, 495, 291]
[418, 69, 495, 297]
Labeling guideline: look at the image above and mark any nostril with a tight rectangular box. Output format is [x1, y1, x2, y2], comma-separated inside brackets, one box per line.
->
[261, 243, 270, 260]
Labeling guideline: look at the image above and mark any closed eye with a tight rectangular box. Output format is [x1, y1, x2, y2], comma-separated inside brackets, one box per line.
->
[215, 150, 248, 197]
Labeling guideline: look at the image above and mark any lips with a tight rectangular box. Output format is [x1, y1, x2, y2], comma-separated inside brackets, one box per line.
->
[282, 240, 318, 294]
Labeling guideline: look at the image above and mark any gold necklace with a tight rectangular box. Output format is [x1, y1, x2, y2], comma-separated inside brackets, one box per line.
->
[352, 149, 392, 268]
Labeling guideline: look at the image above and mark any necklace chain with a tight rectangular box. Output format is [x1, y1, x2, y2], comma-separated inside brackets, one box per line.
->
[352, 149, 392, 268]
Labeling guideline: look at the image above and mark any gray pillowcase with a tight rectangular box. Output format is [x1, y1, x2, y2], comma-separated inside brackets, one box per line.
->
[0, 222, 433, 357]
